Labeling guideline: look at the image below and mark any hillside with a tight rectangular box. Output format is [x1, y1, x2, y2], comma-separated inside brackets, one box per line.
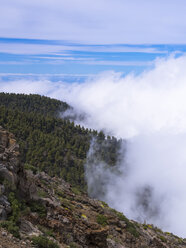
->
[0, 93, 121, 191]
[0, 92, 69, 117]
[0, 126, 186, 248]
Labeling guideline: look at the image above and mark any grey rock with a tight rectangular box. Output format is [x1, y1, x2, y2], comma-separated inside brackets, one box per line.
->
[2, 231, 7, 236]
[0, 195, 10, 207]
[0, 184, 5, 195]
[0, 196, 11, 219]
[20, 219, 42, 237]
[0, 206, 7, 220]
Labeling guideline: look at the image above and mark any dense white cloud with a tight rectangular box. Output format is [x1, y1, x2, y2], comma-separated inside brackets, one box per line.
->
[0, 79, 54, 95]
[57, 56, 186, 139]
[0, 0, 186, 43]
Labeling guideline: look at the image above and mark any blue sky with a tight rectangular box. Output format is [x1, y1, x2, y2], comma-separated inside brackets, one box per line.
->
[0, 0, 186, 81]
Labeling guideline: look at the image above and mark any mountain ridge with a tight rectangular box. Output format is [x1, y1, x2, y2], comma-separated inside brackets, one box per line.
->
[0, 93, 121, 191]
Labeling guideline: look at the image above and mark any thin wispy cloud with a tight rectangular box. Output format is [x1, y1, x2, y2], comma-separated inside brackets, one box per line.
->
[1, 38, 185, 76]
[0, 73, 91, 77]
[0, 41, 168, 55]
[81, 60, 153, 66]
[0, 43, 69, 55]
[0, 61, 28, 65]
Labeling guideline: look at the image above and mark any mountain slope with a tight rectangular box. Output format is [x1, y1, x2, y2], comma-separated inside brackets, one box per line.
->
[0, 126, 185, 248]
[0, 93, 121, 191]
[0, 92, 69, 117]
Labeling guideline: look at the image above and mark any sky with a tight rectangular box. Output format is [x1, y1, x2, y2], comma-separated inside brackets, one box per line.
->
[0, 0, 186, 79]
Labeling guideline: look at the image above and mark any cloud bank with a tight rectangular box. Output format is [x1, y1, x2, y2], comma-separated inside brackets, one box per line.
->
[1, 55, 186, 237]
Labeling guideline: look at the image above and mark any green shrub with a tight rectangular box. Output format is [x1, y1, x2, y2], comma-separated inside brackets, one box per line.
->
[126, 225, 139, 238]
[143, 224, 148, 230]
[159, 235, 167, 243]
[32, 235, 59, 248]
[96, 214, 107, 226]
[2, 179, 16, 191]
[0, 220, 20, 238]
[100, 201, 109, 208]
[30, 201, 47, 218]
[38, 225, 55, 238]
[59, 197, 74, 210]
[24, 163, 38, 174]
[38, 189, 48, 198]
[71, 187, 81, 195]
[8, 192, 21, 222]
[69, 242, 78, 248]
[115, 211, 139, 238]
[155, 227, 163, 233]
[116, 211, 128, 222]
[0, 192, 22, 238]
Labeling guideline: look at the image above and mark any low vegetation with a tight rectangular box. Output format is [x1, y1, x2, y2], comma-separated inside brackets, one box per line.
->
[96, 214, 108, 226]
[32, 235, 59, 248]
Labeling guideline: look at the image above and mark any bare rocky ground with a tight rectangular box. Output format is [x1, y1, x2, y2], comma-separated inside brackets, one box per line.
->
[0, 126, 186, 248]
[0, 227, 34, 248]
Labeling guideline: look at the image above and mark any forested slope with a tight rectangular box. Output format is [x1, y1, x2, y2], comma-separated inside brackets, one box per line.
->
[0, 93, 121, 191]
[0, 92, 69, 117]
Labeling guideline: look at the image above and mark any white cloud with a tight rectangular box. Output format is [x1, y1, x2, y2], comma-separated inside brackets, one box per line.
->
[37, 56, 153, 66]
[0, 43, 69, 55]
[0, 79, 54, 95]
[0, 42, 157, 67]
[0, 42, 166, 56]
[80, 60, 153, 66]
[0, 61, 27, 65]
[0, 73, 91, 77]
[0, 0, 186, 43]
[75, 46, 167, 54]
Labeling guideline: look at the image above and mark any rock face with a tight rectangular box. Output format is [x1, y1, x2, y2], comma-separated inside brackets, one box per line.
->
[0, 126, 20, 185]
[0, 126, 186, 248]
[0, 126, 20, 220]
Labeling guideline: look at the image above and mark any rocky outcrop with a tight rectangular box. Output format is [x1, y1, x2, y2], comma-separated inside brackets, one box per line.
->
[0, 126, 186, 248]
[20, 219, 42, 237]
[0, 126, 20, 185]
[0, 126, 20, 220]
